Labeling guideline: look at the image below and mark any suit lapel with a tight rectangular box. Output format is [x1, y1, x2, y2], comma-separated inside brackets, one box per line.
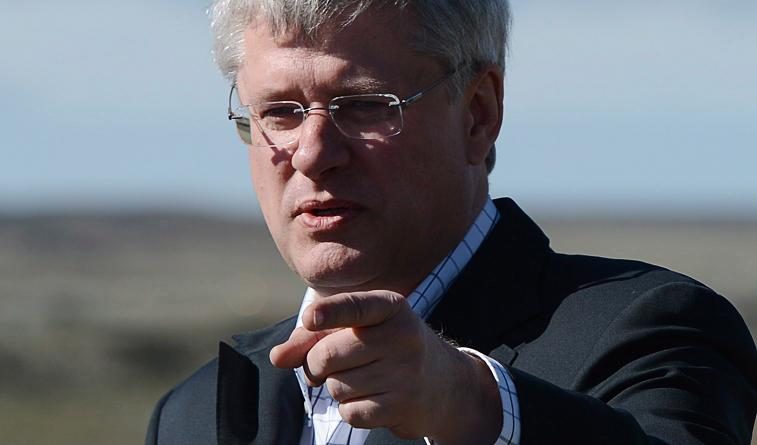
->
[217, 342, 260, 444]
[426, 198, 551, 353]
[217, 318, 304, 445]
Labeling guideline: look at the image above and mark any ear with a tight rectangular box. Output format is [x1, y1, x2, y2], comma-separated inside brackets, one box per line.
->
[463, 65, 504, 166]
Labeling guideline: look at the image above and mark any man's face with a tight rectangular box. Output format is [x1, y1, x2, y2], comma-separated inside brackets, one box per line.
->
[235, 11, 488, 296]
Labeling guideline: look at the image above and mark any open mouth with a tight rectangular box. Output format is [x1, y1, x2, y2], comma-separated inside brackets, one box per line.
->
[294, 200, 363, 230]
[309, 207, 350, 217]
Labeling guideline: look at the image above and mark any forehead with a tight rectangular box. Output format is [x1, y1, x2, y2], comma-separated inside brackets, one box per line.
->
[236, 10, 439, 100]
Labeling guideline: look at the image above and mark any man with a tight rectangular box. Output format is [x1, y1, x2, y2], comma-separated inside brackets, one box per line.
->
[146, 1, 756, 444]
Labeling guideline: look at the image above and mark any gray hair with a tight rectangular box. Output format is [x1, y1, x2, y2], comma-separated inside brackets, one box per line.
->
[209, 0, 511, 173]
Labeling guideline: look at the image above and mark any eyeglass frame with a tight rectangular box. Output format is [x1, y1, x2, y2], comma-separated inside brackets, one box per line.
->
[226, 63, 464, 147]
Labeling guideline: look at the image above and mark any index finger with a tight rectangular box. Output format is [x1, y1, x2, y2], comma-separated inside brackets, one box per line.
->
[303, 290, 407, 331]
[269, 326, 326, 369]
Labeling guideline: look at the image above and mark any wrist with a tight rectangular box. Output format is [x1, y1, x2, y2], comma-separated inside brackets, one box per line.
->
[428, 347, 503, 445]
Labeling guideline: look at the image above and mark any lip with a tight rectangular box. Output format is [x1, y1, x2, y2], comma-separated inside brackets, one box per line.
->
[292, 199, 364, 231]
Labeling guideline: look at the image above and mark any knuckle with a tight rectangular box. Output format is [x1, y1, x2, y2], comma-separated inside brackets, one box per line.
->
[386, 291, 405, 307]
[321, 339, 340, 366]
[308, 339, 340, 377]
[325, 377, 347, 402]
[344, 293, 366, 323]
[338, 402, 377, 428]
[394, 313, 423, 343]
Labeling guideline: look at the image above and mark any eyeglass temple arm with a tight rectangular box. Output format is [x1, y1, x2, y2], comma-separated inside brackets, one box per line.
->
[228, 84, 241, 120]
[400, 62, 466, 108]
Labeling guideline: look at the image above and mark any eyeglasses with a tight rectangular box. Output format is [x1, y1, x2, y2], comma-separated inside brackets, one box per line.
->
[227, 65, 461, 147]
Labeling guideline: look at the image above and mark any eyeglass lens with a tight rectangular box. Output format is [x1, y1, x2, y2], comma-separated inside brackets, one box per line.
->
[235, 94, 404, 147]
[331, 95, 402, 140]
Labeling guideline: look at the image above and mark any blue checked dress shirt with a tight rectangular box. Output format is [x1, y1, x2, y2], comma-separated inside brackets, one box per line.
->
[294, 197, 521, 445]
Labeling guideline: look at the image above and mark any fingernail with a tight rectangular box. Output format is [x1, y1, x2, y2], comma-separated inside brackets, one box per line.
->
[312, 308, 322, 329]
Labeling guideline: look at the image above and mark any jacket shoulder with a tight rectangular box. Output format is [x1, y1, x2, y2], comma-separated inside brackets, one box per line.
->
[146, 358, 219, 445]
[513, 253, 757, 444]
[541, 253, 712, 327]
[520, 253, 754, 386]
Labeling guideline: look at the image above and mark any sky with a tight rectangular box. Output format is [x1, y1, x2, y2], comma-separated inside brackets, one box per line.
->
[1, 0, 756, 219]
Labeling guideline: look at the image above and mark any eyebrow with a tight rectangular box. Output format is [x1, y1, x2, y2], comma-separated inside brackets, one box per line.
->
[244, 77, 394, 104]
[340, 77, 390, 93]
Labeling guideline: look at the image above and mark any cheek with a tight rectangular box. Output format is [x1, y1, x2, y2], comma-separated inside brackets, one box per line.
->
[250, 164, 298, 271]
[381, 126, 470, 218]
[249, 147, 289, 192]
[385, 131, 455, 187]
[248, 152, 289, 231]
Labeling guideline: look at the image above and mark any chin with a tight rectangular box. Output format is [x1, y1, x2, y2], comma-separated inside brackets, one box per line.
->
[291, 243, 381, 294]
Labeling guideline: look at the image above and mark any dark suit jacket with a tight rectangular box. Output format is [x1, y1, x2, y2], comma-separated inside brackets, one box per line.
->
[146, 198, 757, 445]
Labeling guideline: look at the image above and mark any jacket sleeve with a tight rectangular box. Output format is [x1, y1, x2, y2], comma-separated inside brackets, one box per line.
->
[507, 282, 757, 445]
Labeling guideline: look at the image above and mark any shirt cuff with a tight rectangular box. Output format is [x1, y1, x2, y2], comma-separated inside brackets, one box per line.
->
[458, 347, 521, 445]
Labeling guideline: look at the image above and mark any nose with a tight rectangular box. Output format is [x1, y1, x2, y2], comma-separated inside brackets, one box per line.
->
[290, 107, 350, 179]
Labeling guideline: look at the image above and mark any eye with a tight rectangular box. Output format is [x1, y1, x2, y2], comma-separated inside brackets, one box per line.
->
[257, 103, 301, 119]
[252, 102, 304, 131]
[341, 98, 391, 113]
[345, 99, 387, 110]
[335, 96, 396, 123]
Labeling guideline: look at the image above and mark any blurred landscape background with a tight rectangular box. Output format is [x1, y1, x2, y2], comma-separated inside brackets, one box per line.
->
[1, 0, 755, 443]
[0, 215, 755, 444]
